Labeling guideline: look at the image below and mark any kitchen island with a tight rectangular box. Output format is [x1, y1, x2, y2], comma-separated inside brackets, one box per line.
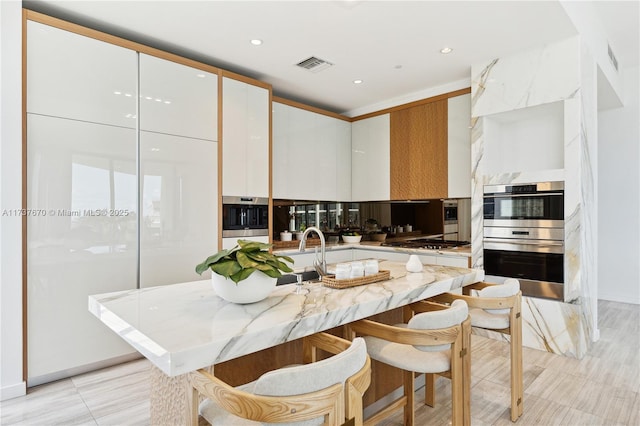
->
[89, 260, 483, 424]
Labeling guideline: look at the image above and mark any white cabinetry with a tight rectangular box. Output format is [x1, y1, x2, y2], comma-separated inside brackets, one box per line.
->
[272, 102, 351, 201]
[139, 54, 217, 140]
[351, 114, 390, 201]
[26, 115, 138, 382]
[138, 55, 218, 288]
[26, 21, 136, 127]
[447, 94, 472, 198]
[27, 21, 139, 382]
[26, 21, 218, 383]
[222, 77, 269, 198]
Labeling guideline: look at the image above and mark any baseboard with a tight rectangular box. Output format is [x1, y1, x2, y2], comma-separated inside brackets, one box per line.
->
[1, 381, 27, 401]
[27, 352, 142, 388]
[598, 292, 640, 305]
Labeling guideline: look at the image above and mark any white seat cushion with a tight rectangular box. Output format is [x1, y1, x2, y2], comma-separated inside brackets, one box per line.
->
[468, 279, 519, 329]
[469, 307, 510, 329]
[476, 279, 520, 315]
[361, 299, 468, 374]
[200, 337, 368, 426]
[407, 299, 469, 352]
[363, 335, 451, 374]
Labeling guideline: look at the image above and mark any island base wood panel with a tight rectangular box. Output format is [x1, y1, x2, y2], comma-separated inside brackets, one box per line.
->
[390, 99, 448, 200]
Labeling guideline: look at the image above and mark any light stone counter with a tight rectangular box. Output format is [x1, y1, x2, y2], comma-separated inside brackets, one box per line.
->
[89, 261, 483, 377]
[89, 260, 483, 424]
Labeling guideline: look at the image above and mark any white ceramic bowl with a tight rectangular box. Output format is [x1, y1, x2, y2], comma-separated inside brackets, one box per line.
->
[280, 231, 292, 241]
[342, 235, 362, 244]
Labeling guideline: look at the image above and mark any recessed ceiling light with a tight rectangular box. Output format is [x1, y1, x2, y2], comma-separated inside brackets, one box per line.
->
[250, 39, 263, 46]
[196, 73, 206, 78]
[353, 79, 363, 84]
[440, 47, 453, 54]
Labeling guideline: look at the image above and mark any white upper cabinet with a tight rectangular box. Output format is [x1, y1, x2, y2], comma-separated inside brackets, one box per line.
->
[222, 77, 270, 197]
[334, 118, 352, 201]
[272, 102, 351, 201]
[351, 114, 390, 201]
[139, 54, 217, 141]
[27, 21, 137, 127]
[447, 94, 472, 198]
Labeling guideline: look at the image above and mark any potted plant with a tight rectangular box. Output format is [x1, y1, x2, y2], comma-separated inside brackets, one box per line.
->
[196, 240, 294, 303]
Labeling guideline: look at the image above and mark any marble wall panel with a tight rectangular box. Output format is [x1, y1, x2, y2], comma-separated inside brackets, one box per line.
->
[470, 36, 598, 358]
[472, 37, 580, 117]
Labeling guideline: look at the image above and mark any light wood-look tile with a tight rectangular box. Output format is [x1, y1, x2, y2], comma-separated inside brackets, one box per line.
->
[1, 300, 638, 425]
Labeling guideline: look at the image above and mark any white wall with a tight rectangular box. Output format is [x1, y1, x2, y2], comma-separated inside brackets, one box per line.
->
[0, 0, 26, 400]
[598, 65, 640, 304]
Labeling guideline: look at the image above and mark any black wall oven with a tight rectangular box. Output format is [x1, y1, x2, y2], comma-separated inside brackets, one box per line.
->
[222, 196, 269, 237]
[483, 182, 565, 301]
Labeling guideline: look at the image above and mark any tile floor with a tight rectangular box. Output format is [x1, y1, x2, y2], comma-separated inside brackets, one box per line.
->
[2, 300, 638, 425]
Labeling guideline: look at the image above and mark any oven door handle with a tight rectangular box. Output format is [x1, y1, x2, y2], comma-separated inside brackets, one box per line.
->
[483, 238, 564, 253]
[484, 192, 564, 198]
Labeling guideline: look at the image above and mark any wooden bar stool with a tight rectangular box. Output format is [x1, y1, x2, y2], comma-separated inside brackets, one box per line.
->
[430, 279, 523, 422]
[190, 332, 371, 425]
[347, 299, 470, 426]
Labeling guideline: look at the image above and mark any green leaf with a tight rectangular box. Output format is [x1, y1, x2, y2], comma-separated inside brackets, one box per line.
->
[266, 259, 293, 273]
[277, 254, 295, 264]
[211, 259, 242, 278]
[230, 267, 256, 283]
[195, 249, 232, 275]
[237, 240, 271, 252]
[259, 267, 282, 278]
[236, 251, 260, 269]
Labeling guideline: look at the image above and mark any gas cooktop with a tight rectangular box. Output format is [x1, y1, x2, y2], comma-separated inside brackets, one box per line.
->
[381, 238, 470, 250]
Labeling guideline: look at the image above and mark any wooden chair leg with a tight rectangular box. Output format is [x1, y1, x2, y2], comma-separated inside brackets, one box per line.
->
[403, 370, 415, 426]
[424, 373, 436, 407]
[462, 317, 471, 426]
[510, 309, 523, 421]
[450, 347, 464, 426]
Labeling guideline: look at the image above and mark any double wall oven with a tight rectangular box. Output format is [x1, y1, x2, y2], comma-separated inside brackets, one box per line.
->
[483, 182, 565, 300]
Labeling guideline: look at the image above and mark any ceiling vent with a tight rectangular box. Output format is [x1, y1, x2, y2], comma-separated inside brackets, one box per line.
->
[296, 56, 334, 73]
[607, 43, 619, 72]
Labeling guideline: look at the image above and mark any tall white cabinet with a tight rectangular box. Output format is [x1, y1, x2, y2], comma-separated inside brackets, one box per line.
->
[26, 20, 218, 383]
[222, 77, 270, 198]
[272, 102, 351, 201]
[138, 54, 218, 287]
[447, 94, 472, 198]
[351, 114, 390, 201]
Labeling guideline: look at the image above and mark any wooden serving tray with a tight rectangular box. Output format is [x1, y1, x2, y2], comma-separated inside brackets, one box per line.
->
[322, 270, 391, 289]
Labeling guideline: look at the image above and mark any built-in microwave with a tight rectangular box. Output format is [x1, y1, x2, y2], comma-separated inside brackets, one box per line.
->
[222, 196, 269, 237]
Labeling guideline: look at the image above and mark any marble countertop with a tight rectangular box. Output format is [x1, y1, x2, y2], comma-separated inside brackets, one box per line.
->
[275, 241, 472, 258]
[89, 261, 483, 377]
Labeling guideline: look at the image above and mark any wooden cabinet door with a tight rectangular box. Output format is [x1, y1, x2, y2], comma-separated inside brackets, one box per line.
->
[390, 100, 448, 200]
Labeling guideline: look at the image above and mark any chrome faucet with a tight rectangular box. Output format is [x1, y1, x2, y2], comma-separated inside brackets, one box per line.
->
[298, 226, 327, 277]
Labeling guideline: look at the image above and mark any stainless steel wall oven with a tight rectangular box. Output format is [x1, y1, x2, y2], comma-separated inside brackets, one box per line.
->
[483, 182, 565, 300]
[222, 196, 269, 237]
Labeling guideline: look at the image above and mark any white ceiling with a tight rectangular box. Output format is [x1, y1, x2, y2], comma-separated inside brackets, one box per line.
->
[23, 0, 639, 116]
